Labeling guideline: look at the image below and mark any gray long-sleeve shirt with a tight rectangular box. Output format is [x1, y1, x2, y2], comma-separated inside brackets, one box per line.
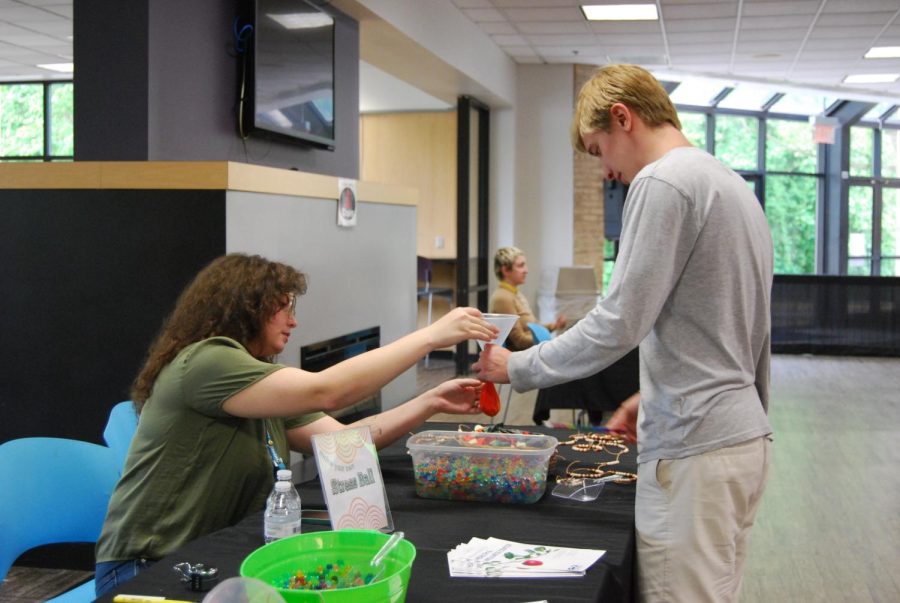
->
[509, 146, 773, 463]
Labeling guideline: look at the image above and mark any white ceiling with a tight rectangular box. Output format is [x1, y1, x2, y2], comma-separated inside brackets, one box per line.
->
[4, 0, 900, 105]
[451, 0, 900, 100]
[0, 0, 71, 80]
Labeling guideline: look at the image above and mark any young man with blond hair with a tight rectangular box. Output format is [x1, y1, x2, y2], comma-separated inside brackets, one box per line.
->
[475, 64, 774, 602]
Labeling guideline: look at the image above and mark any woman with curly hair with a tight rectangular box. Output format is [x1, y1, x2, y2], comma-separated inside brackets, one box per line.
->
[94, 253, 496, 596]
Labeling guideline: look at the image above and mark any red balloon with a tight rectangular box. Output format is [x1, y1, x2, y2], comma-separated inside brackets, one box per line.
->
[479, 382, 501, 417]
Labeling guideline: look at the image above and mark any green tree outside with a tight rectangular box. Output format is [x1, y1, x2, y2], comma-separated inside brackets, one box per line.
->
[715, 114, 758, 170]
[847, 186, 873, 275]
[679, 112, 706, 150]
[881, 188, 898, 276]
[705, 113, 820, 274]
[765, 175, 817, 274]
[50, 83, 74, 157]
[0, 84, 43, 158]
[0, 82, 73, 160]
[764, 119, 819, 274]
[850, 126, 873, 177]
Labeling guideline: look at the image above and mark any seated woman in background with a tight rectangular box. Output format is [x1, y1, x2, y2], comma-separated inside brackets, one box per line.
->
[489, 246, 566, 351]
[94, 253, 497, 597]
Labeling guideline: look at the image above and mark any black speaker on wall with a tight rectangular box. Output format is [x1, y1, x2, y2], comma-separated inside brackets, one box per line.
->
[603, 180, 628, 240]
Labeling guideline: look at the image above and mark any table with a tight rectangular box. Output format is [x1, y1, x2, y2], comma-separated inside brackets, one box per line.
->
[98, 424, 637, 602]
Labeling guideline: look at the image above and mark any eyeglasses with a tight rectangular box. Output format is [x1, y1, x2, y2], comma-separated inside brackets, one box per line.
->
[281, 294, 297, 319]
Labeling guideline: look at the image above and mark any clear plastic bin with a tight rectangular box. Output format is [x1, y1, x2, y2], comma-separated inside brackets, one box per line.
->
[406, 430, 558, 504]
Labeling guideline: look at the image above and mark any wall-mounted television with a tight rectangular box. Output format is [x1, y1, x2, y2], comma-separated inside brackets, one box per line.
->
[245, 0, 336, 150]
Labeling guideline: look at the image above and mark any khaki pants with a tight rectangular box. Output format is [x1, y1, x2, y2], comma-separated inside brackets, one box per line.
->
[636, 436, 772, 603]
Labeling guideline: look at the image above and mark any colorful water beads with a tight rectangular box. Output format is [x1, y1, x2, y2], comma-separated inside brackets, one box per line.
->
[408, 431, 557, 504]
[413, 451, 548, 504]
[281, 562, 374, 591]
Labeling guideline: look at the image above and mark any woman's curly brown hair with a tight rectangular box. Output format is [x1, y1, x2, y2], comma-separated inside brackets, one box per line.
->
[131, 253, 307, 413]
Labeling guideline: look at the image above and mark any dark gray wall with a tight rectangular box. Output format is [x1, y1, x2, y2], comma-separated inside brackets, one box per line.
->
[73, 1, 149, 160]
[74, 0, 360, 178]
[0, 190, 226, 444]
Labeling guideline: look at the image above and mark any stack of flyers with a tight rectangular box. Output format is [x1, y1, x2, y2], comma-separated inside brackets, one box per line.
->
[447, 537, 605, 578]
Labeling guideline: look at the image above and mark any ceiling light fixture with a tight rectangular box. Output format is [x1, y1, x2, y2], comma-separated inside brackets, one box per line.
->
[266, 12, 332, 29]
[37, 63, 73, 73]
[581, 4, 659, 21]
[843, 73, 899, 84]
[864, 46, 900, 59]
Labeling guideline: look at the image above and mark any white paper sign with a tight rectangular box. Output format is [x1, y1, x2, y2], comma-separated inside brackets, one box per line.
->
[311, 426, 392, 531]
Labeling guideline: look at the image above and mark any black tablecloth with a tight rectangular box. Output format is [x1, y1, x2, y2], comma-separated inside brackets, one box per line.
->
[533, 349, 640, 425]
[97, 424, 637, 603]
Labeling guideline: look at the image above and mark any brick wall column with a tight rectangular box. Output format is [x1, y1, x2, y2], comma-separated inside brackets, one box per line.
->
[572, 64, 606, 289]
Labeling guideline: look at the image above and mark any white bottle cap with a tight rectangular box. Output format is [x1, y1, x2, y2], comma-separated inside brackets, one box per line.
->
[276, 469, 293, 481]
[274, 481, 291, 492]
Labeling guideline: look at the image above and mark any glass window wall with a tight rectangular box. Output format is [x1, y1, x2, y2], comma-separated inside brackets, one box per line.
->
[0, 81, 73, 161]
[714, 114, 758, 171]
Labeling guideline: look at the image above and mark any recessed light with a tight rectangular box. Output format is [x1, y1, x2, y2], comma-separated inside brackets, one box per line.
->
[581, 4, 659, 21]
[865, 46, 900, 59]
[843, 73, 899, 84]
[37, 63, 73, 73]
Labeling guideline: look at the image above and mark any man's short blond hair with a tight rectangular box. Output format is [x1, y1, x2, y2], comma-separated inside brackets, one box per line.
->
[570, 64, 681, 153]
[494, 246, 524, 280]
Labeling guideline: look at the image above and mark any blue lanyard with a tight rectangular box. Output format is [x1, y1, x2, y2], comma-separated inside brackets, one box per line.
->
[265, 426, 286, 471]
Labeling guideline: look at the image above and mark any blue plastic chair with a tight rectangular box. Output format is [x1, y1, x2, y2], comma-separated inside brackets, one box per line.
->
[526, 321, 552, 343]
[46, 580, 98, 603]
[103, 400, 139, 474]
[0, 437, 119, 600]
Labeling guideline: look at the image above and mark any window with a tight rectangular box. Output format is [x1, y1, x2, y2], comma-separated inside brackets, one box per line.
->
[669, 79, 725, 107]
[765, 175, 818, 274]
[850, 126, 873, 178]
[882, 128, 900, 179]
[763, 119, 820, 274]
[678, 111, 707, 150]
[767, 91, 837, 116]
[601, 238, 616, 295]
[665, 76, 900, 278]
[848, 186, 873, 275]
[882, 188, 900, 276]
[49, 83, 73, 157]
[0, 84, 42, 158]
[717, 85, 777, 111]
[847, 125, 899, 275]
[673, 96, 826, 275]
[767, 119, 817, 173]
[860, 102, 894, 123]
[0, 81, 73, 161]
[714, 114, 758, 170]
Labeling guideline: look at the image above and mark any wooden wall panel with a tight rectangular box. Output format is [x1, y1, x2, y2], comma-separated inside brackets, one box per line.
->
[360, 111, 457, 258]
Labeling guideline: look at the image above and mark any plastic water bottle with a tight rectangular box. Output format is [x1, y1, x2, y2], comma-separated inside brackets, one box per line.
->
[276, 469, 302, 521]
[264, 481, 301, 543]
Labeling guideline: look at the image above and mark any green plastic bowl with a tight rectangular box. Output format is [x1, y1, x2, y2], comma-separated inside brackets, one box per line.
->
[239, 530, 416, 603]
